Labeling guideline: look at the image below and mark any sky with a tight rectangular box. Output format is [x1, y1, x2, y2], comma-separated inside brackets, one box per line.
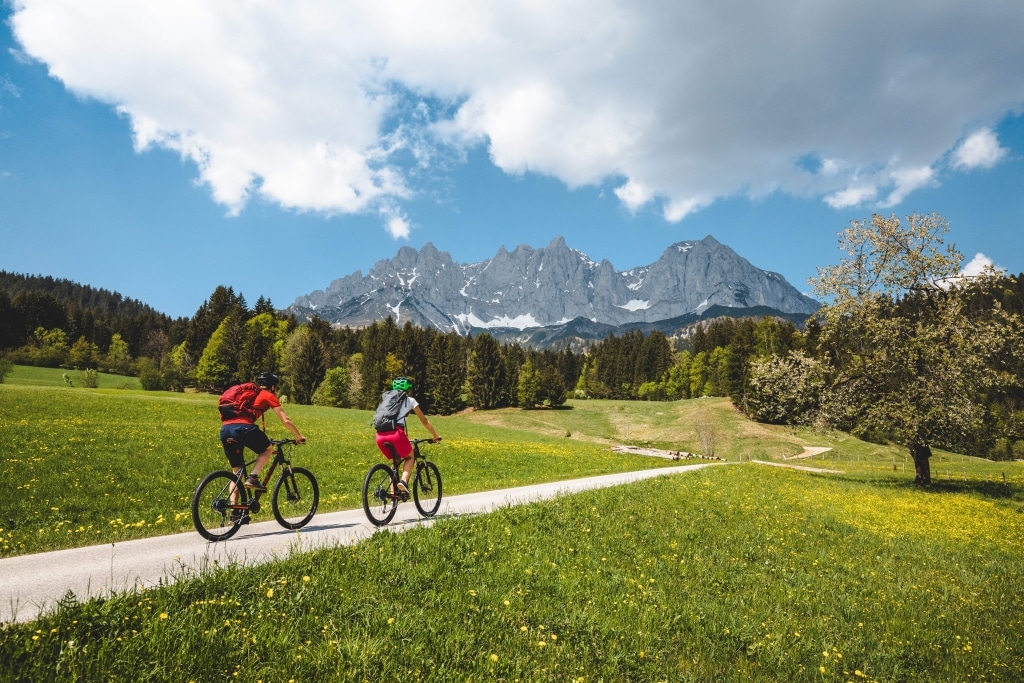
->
[1, 0, 1022, 321]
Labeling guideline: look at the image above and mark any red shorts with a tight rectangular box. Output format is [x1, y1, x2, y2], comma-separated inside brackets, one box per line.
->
[376, 427, 412, 462]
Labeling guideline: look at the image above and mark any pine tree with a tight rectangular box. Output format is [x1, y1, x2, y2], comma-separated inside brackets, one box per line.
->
[466, 333, 505, 409]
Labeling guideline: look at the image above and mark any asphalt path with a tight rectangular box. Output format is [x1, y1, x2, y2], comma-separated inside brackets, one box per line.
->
[0, 464, 714, 624]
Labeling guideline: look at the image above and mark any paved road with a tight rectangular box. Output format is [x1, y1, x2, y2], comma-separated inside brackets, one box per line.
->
[0, 464, 713, 624]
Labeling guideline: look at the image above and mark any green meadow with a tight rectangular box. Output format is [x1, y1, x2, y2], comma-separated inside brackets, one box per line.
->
[2, 365, 1023, 681]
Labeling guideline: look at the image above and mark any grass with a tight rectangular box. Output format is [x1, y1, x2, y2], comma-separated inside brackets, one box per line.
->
[2, 465, 1022, 681]
[3, 365, 1024, 680]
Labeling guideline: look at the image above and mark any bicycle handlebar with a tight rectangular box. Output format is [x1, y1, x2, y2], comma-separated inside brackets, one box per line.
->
[411, 437, 442, 445]
[271, 438, 301, 446]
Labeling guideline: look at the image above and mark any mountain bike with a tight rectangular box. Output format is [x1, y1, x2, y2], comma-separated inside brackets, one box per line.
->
[362, 438, 442, 526]
[191, 438, 319, 541]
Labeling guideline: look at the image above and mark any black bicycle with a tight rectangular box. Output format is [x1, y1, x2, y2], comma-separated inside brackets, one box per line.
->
[191, 438, 319, 541]
[362, 438, 442, 526]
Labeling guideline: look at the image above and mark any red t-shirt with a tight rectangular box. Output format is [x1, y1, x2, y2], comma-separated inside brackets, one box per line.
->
[221, 389, 281, 425]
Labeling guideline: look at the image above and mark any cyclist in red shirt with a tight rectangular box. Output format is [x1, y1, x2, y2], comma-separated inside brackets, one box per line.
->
[220, 372, 306, 492]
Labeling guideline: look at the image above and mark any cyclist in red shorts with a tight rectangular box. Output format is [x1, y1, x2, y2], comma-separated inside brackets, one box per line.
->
[375, 376, 441, 497]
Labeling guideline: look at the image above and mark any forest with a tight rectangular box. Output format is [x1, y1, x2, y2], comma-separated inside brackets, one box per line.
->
[3, 218, 1023, 467]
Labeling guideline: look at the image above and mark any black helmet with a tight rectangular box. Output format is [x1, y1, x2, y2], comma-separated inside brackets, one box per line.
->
[255, 372, 280, 389]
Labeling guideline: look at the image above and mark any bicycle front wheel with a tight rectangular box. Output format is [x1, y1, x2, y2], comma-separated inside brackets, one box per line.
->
[362, 463, 399, 526]
[272, 467, 319, 529]
[191, 470, 246, 541]
[413, 460, 443, 518]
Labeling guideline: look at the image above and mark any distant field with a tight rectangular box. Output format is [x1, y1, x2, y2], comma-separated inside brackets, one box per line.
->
[3, 363, 142, 389]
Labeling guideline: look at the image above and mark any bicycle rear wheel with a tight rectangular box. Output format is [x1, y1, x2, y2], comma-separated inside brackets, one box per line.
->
[272, 467, 319, 529]
[191, 470, 246, 541]
[413, 460, 443, 518]
[362, 463, 399, 526]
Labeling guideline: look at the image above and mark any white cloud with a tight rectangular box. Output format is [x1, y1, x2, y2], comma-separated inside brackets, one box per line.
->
[614, 179, 653, 212]
[953, 129, 1008, 170]
[824, 184, 878, 209]
[881, 166, 935, 208]
[11, 0, 1024, 232]
[960, 253, 1003, 277]
[383, 210, 411, 240]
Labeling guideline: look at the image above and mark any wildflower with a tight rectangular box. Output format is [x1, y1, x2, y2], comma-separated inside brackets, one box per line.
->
[388, 618, 395, 625]
[266, 589, 274, 598]
[160, 613, 168, 620]
[490, 654, 498, 662]
[820, 667, 826, 674]
[302, 576, 310, 582]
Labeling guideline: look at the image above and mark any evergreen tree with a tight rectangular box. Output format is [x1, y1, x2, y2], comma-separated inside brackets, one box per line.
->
[517, 359, 540, 408]
[285, 319, 331, 404]
[466, 333, 505, 409]
[427, 333, 466, 415]
[359, 317, 399, 409]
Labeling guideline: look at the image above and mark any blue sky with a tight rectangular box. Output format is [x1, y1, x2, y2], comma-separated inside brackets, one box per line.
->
[2, 1, 1022, 320]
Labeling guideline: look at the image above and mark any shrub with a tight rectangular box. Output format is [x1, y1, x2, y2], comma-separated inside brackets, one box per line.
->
[0, 358, 12, 383]
[311, 366, 351, 408]
[1014, 440, 1024, 461]
[79, 369, 99, 388]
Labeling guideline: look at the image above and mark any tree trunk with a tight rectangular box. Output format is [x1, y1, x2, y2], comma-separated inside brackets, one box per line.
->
[910, 443, 932, 486]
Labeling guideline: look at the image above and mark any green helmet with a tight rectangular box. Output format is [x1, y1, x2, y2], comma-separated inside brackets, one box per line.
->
[392, 376, 413, 392]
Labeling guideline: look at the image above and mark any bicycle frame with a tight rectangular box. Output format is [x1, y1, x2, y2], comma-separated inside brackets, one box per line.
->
[381, 438, 433, 498]
[229, 439, 295, 511]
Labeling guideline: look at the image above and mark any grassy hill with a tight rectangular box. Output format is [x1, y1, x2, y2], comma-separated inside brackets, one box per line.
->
[2, 365, 1023, 681]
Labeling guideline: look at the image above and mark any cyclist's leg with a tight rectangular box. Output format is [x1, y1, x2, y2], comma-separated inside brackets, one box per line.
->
[376, 430, 413, 491]
[220, 428, 248, 504]
[400, 454, 414, 488]
[234, 424, 273, 477]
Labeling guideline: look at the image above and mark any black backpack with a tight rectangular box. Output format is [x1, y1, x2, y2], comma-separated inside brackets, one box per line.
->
[372, 389, 407, 432]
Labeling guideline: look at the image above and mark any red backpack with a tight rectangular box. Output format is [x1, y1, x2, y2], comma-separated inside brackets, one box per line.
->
[218, 382, 261, 422]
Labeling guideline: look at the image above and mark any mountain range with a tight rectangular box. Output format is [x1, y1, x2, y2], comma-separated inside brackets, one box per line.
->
[289, 235, 820, 345]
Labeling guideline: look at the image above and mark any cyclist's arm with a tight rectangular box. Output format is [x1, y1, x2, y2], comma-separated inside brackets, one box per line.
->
[412, 405, 441, 442]
[271, 405, 306, 443]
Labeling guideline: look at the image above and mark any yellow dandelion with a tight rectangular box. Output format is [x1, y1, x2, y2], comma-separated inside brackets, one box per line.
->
[503, 600, 510, 606]
[159, 613, 168, 620]
[538, 641, 547, 648]
[388, 617, 395, 625]
[820, 667, 826, 674]
[266, 588, 274, 598]
[490, 654, 498, 662]
[302, 576, 310, 582]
